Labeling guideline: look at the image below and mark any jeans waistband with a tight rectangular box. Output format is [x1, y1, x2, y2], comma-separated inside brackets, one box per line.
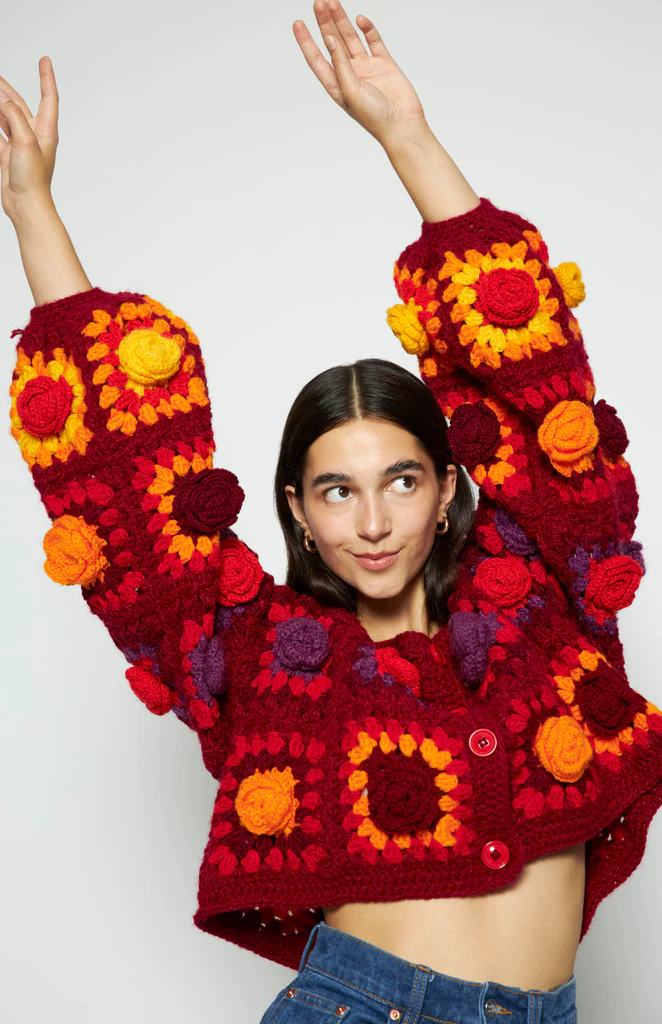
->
[299, 922, 577, 1024]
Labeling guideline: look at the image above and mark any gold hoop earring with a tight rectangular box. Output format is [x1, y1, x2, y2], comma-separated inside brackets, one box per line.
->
[435, 516, 450, 536]
[303, 534, 317, 553]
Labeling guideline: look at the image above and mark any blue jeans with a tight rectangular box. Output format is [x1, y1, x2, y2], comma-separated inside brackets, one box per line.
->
[258, 921, 578, 1024]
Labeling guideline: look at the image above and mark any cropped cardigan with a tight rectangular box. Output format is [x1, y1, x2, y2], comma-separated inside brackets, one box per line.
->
[9, 197, 662, 970]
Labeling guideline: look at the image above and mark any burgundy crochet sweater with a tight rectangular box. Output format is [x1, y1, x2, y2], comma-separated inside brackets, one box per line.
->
[9, 198, 662, 970]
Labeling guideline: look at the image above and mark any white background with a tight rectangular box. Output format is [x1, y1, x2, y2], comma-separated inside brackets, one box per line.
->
[1, 0, 661, 1020]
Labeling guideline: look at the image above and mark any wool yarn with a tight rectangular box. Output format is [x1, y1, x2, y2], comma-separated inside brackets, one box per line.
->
[8, 199, 662, 970]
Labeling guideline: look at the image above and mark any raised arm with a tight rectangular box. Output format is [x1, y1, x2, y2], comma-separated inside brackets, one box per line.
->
[293, 5, 643, 666]
[2, 61, 272, 770]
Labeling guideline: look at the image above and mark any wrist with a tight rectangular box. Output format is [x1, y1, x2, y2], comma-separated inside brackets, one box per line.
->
[379, 118, 437, 158]
[9, 193, 59, 233]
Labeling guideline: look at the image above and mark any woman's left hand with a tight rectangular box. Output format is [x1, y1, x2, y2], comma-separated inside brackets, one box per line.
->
[293, 0, 426, 146]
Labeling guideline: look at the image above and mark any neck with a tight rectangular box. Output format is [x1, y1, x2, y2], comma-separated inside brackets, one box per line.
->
[356, 571, 438, 643]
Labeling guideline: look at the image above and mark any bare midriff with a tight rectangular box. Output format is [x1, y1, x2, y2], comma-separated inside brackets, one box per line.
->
[323, 842, 586, 992]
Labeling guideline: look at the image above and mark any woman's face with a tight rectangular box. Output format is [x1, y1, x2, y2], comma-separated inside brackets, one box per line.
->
[285, 417, 457, 602]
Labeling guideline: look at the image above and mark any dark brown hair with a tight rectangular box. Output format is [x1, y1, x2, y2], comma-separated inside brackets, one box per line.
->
[274, 358, 476, 625]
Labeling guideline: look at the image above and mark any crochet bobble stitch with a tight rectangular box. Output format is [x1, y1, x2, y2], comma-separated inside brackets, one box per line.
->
[9, 199, 662, 972]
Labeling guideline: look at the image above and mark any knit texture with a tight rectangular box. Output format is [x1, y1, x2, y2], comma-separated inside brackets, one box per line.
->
[8, 198, 662, 970]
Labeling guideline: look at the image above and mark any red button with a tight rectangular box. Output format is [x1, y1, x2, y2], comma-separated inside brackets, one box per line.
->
[469, 728, 498, 757]
[482, 840, 510, 870]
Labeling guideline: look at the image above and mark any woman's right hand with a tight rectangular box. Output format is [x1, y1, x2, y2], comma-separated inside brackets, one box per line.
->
[0, 56, 59, 222]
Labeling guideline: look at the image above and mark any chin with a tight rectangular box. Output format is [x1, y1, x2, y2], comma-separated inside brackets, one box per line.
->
[350, 571, 410, 601]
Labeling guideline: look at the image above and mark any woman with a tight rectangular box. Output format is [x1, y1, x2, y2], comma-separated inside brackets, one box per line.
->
[3, 4, 661, 1022]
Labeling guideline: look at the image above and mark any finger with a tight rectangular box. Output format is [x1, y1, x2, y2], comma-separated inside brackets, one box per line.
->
[326, 0, 368, 58]
[324, 33, 361, 103]
[293, 20, 345, 106]
[0, 99, 37, 146]
[312, 0, 351, 61]
[0, 75, 34, 123]
[35, 57, 59, 135]
[356, 14, 391, 58]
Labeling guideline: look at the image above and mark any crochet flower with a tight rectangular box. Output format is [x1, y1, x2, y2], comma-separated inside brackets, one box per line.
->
[448, 609, 500, 687]
[552, 261, 585, 308]
[537, 400, 599, 477]
[474, 555, 532, 608]
[568, 541, 645, 634]
[340, 717, 474, 865]
[533, 715, 594, 783]
[575, 662, 646, 738]
[387, 266, 444, 357]
[132, 438, 233, 577]
[593, 399, 629, 458]
[252, 602, 333, 699]
[10, 346, 93, 468]
[446, 400, 502, 467]
[42, 514, 109, 586]
[217, 538, 264, 607]
[82, 295, 208, 434]
[209, 730, 327, 876]
[437, 239, 568, 369]
[125, 658, 178, 717]
[352, 645, 421, 697]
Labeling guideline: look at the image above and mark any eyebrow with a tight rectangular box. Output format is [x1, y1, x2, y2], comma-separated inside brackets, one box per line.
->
[310, 459, 426, 490]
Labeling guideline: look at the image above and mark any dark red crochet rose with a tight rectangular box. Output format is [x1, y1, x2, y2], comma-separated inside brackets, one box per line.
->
[367, 752, 438, 834]
[16, 374, 73, 438]
[217, 538, 263, 607]
[173, 468, 244, 533]
[593, 399, 629, 458]
[575, 662, 646, 737]
[584, 555, 643, 613]
[475, 267, 540, 327]
[474, 555, 532, 607]
[446, 401, 501, 467]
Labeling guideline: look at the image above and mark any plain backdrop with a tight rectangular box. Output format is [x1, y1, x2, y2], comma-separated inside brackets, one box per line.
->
[1, 0, 661, 1020]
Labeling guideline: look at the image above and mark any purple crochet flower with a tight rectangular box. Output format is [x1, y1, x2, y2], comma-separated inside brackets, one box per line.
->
[273, 616, 330, 677]
[494, 508, 537, 557]
[448, 609, 500, 686]
[189, 631, 227, 705]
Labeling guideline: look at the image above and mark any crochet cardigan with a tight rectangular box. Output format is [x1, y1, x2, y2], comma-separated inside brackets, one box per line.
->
[9, 197, 662, 971]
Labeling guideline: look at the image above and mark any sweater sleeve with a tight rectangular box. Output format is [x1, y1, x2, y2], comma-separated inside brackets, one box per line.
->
[386, 197, 644, 653]
[8, 286, 271, 738]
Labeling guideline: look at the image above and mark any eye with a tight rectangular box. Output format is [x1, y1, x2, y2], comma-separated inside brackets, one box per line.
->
[389, 475, 416, 493]
[325, 485, 353, 504]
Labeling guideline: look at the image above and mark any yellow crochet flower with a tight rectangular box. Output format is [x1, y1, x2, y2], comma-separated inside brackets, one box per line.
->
[534, 715, 593, 783]
[386, 299, 430, 356]
[234, 766, 300, 837]
[553, 262, 586, 308]
[9, 347, 93, 469]
[42, 514, 109, 586]
[537, 400, 598, 477]
[438, 240, 568, 370]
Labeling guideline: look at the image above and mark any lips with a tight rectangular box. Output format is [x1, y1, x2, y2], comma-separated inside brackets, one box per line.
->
[351, 550, 401, 571]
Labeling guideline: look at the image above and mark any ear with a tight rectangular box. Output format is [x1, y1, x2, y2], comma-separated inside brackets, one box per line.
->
[285, 484, 310, 534]
[437, 464, 458, 519]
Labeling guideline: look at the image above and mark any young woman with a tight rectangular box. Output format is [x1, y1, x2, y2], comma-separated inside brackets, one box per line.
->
[3, 4, 661, 1022]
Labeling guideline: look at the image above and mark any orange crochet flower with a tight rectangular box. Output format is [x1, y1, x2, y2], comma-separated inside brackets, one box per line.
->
[437, 240, 569, 369]
[83, 296, 208, 435]
[534, 715, 593, 783]
[537, 400, 598, 476]
[42, 514, 109, 587]
[234, 766, 300, 837]
[10, 347, 93, 468]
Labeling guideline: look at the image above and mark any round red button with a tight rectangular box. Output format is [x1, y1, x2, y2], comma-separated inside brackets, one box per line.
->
[482, 840, 510, 870]
[469, 728, 498, 757]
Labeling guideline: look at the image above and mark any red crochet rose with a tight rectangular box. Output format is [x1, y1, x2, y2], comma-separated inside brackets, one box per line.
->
[446, 401, 502, 467]
[576, 662, 646, 737]
[217, 538, 264, 607]
[474, 555, 532, 607]
[174, 467, 244, 533]
[584, 555, 643, 613]
[593, 399, 629, 458]
[368, 752, 439, 834]
[375, 647, 420, 695]
[125, 663, 176, 716]
[16, 374, 73, 437]
[475, 267, 540, 327]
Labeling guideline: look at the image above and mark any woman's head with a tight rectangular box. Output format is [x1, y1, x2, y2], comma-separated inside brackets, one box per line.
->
[274, 358, 475, 625]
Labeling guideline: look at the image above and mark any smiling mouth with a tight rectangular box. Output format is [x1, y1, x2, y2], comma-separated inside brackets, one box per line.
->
[351, 550, 402, 571]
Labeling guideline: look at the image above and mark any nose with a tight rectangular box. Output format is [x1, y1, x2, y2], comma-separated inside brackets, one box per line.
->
[356, 492, 391, 542]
